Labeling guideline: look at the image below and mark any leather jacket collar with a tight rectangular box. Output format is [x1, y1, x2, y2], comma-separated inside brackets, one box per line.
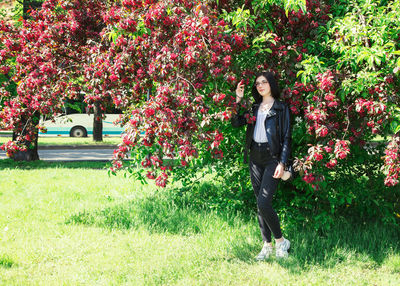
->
[253, 100, 285, 110]
[253, 100, 285, 118]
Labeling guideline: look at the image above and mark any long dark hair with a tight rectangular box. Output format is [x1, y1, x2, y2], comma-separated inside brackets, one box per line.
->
[251, 71, 280, 104]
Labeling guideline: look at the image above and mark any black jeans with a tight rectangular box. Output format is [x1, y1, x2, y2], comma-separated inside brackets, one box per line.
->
[249, 141, 283, 243]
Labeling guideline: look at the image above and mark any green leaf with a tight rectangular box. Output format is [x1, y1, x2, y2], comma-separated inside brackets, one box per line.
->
[356, 52, 366, 64]
[265, 20, 275, 32]
[375, 56, 381, 66]
[392, 121, 400, 134]
[301, 74, 307, 85]
[391, 121, 399, 130]
[301, 0, 307, 12]
[338, 90, 346, 102]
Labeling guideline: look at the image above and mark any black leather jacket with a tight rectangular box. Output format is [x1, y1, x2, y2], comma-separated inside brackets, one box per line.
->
[231, 100, 291, 165]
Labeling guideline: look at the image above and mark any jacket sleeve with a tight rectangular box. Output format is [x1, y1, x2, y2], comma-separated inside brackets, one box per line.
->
[279, 104, 291, 166]
[231, 109, 248, 128]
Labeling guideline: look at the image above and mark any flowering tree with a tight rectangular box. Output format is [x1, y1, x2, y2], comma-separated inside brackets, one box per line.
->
[141, 0, 398, 225]
[217, 0, 400, 186]
[0, 0, 247, 164]
[0, 0, 398, 225]
[215, 0, 399, 227]
[109, 0, 399, 226]
[0, 0, 114, 160]
[98, 0, 247, 187]
[291, 0, 400, 188]
[0, 0, 45, 160]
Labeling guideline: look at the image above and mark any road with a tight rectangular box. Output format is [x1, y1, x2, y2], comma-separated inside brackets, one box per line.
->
[0, 146, 123, 161]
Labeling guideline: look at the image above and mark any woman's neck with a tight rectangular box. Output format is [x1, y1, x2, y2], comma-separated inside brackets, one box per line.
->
[261, 95, 274, 105]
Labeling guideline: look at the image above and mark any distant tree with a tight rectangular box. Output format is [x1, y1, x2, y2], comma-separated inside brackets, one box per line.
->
[0, 0, 111, 160]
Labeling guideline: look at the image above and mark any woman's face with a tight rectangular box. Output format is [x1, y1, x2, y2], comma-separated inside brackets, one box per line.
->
[255, 76, 271, 97]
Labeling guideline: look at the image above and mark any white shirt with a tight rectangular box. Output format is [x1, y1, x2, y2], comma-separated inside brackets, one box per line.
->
[253, 108, 269, 143]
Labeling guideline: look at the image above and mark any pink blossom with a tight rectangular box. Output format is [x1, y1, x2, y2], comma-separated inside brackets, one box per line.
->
[303, 173, 316, 183]
[326, 158, 337, 169]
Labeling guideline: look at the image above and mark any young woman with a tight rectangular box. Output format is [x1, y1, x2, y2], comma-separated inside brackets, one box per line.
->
[231, 71, 291, 260]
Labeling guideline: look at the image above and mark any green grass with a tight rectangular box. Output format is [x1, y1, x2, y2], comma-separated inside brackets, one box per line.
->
[0, 159, 112, 170]
[0, 134, 388, 146]
[0, 161, 399, 285]
[0, 255, 14, 269]
[0, 136, 121, 146]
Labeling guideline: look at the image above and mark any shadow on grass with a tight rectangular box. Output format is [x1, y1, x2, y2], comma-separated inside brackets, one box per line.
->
[66, 195, 204, 236]
[292, 221, 400, 267]
[65, 180, 400, 272]
[0, 255, 15, 269]
[66, 179, 255, 236]
[229, 220, 400, 273]
[0, 158, 112, 170]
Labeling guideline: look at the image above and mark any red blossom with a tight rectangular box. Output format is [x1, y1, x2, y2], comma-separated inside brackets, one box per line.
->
[326, 158, 337, 169]
[334, 140, 350, 160]
[382, 136, 400, 186]
[303, 173, 316, 183]
[316, 70, 334, 92]
[155, 172, 168, 188]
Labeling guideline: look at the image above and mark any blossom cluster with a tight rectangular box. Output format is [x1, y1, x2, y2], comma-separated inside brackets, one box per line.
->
[355, 98, 387, 135]
[103, 1, 246, 186]
[1, 0, 398, 190]
[290, 63, 392, 187]
[0, 0, 107, 153]
[382, 136, 400, 187]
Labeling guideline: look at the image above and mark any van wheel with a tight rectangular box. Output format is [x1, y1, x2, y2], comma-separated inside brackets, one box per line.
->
[70, 126, 87, 137]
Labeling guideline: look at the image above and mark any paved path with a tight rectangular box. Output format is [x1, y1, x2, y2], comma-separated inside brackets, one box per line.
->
[0, 146, 124, 161]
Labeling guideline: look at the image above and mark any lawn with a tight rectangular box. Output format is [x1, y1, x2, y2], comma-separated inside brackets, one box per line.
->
[0, 133, 388, 147]
[0, 135, 122, 146]
[1, 160, 399, 285]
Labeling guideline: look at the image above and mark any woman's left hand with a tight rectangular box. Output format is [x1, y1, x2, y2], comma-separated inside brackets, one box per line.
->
[273, 163, 285, 179]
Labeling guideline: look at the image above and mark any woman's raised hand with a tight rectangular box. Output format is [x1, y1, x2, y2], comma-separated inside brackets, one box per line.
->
[236, 80, 245, 103]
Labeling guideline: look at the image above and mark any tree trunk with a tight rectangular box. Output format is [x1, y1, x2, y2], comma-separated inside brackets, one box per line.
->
[11, 118, 40, 161]
[8, 0, 43, 161]
[93, 101, 103, 142]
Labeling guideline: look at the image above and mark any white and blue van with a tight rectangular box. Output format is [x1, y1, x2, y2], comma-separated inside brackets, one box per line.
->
[39, 114, 124, 137]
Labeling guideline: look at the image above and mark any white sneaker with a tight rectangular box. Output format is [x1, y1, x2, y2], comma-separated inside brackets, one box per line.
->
[255, 242, 273, 261]
[275, 238, 290, 258]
